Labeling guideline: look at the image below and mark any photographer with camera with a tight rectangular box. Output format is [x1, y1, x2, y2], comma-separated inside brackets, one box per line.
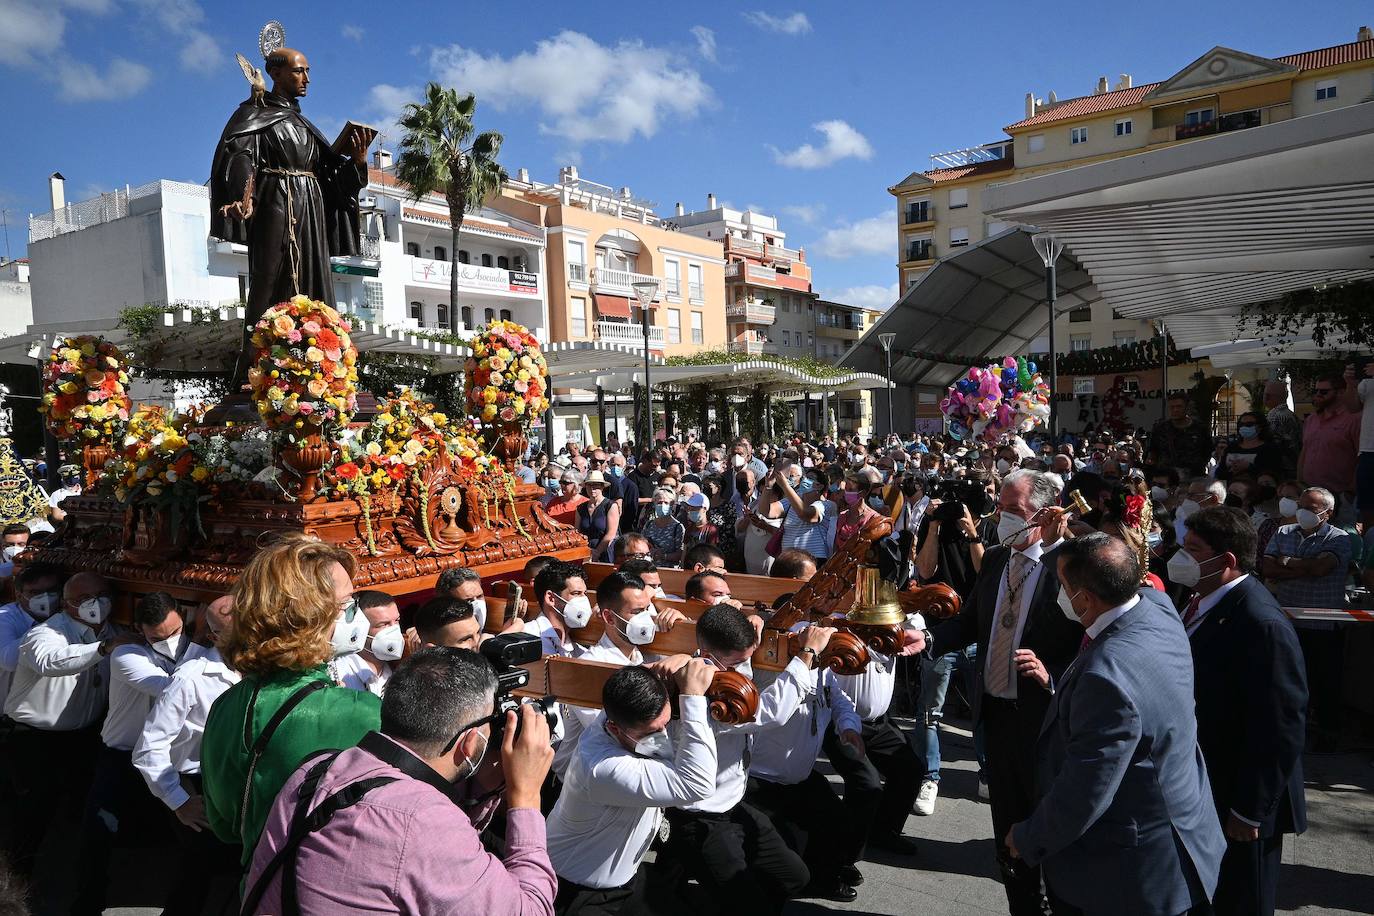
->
[548, 660, 717, 915]
[242, 647, 557, 915]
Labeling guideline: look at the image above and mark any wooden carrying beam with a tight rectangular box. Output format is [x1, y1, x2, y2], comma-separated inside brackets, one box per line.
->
[516, 655, 761, 725]
[580, 562, 803, 606]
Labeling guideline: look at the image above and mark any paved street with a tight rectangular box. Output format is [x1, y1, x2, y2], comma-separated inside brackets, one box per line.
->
[25, 716, 1373, 915]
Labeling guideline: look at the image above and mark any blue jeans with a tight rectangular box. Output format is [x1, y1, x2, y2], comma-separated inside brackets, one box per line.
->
[912, 644, 984, 782]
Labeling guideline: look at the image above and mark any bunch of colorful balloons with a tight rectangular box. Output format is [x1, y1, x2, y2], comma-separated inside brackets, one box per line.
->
[939, 356, 1052, 442]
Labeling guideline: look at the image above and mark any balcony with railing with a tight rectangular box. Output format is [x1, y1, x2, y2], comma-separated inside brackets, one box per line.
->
[1174, 119, 1217, 140]
[567, 262, 587, 283]
[724, 235, 764, 256]
[727, 336, 778, 356]
[765, 243, 800, 263]
[595, 319, 665, 348]
[815, 313, 863, 339]
[903, 202, 933, 226]
[726, 299, 776, 324]
[903, 241, 934, 264]
[591, 266, 663, 300]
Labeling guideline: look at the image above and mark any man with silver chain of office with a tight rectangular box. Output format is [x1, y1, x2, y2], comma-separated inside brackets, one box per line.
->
[210, 21, 371, 380]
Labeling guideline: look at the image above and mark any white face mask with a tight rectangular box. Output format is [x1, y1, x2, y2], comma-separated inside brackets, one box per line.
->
[1295, 508, 1325, 531]
[556, 594, 593, 629]
[2, 544, 23, 562]
[731, 454, 746, 469]
[1278, 497, 1299, 518]
[996, 458, 1013, 474]
[367, 624, 405, 662]
[710, 593, 731, 606]
[26, 591, 59, 620]
[633, 728, 674, 760]
[1057, 588, 1081, 623]
[459, 729, 489, 780]
[997, 510, 1028, 545]
[619, 610, 658, 646]
[1150, 486, 1169, 502]
[330, 600, 369, 656]
[469, 597, 488, 630]
[1165, 549, 1224, 588]
[77, 596, 112, 626]
[1177, 499, 1201, 520]
[653, 585, 667, 600]
[150, 631, 186, 662]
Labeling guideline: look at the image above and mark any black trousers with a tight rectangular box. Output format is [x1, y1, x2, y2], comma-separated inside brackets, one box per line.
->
[1210, 833, 1283, 916]
[0, 721, 100, 880]
[73, 743, 165, 916]
[663, 802, 810, 915]
[982, 695, 1051, 916]
[554, 870, 640, 916]
[823, 714, 921, 838]
[162, 773, 243, 916]
[745, 772, 865, 882]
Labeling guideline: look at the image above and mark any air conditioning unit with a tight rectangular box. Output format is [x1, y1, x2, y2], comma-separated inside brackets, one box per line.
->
[359, 194, 378, 209]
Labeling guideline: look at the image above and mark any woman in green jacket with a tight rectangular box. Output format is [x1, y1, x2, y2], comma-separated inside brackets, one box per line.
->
[201, 533, 381, 864]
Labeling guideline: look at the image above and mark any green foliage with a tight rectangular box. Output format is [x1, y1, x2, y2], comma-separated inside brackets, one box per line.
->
[769, 400, 795, 438]
[1241, 280, 1374, 353]
[115, 303, 237, 401]
[664, 349, 852, 383]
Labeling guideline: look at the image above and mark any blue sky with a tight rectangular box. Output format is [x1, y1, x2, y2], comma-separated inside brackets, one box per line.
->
[1, 0, 1368, 309]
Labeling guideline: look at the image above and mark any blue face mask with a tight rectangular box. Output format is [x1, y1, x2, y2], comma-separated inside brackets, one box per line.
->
[608, 465, 624, 478]
[653, 503, 672, 518]
[794, 477, 814, 494]
[867, 495, 886, 511]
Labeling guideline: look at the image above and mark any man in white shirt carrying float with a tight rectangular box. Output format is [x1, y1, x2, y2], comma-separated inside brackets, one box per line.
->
[329, 590, 404, 696]
[548, 658, 718, 915]
[134, 594, 241, 915]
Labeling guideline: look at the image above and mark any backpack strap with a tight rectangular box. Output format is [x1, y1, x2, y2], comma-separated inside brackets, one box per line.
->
[236, 679, 330, 839]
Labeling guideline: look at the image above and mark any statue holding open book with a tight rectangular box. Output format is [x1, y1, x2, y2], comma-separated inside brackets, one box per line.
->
[210, 21, 376, 377]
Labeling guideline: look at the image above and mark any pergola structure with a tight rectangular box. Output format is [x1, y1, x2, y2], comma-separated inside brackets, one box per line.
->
[983, 101, 1374, 371]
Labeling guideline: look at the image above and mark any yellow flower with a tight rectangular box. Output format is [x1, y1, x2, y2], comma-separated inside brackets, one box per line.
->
[59, 381, 78, 395]
[305, 347, 325, 363]
[307, 378, 329, 397]
[483, 387, 499, 404]
[192, 466, 210, 482]
[365, 442, 382, 457]
[480, 404, 497, 422]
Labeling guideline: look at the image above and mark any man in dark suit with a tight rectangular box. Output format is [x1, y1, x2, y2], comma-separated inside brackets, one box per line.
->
[1172, 506, 1307, 916]
[1007, 535, 1225, 915]
[929, 469, 1082, 915]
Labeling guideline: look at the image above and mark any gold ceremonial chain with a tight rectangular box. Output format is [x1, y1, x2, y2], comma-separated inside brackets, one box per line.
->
[999, 555, 1036, 629]
[261, 168, 316, 297]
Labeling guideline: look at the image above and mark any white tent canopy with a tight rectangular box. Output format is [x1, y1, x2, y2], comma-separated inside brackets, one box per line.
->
[554, 360, 891, 397]
[983, 102, 1374, 359]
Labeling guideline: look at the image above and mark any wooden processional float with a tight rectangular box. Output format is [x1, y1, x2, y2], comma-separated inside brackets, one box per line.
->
[509, 509, 960, 725]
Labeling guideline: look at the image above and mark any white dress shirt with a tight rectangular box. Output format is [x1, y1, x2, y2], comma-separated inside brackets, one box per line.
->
[133, 645, 240, 811]
[328, 653, 391, 697]
[553, 634, 641, 778]
[831, 650, 896, 722]
[986, 537, 1061, 700]
[4, 612, 110, 730]
[523, 614, 577, 746]
[1085, 595, 1140, 641]
[548, 695, 717, 889]
[0, 601, 39, 713]
[750, 666, 862, 786]
[675, 656, 812, 814]
[1186, 574, 1249, 636]
[101, 642, 178, 751]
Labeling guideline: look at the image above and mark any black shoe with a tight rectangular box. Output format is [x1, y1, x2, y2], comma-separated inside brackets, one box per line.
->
[870, 831, 920, 855]
[804, 879, 859, 902]
[838, 864, 864, 887]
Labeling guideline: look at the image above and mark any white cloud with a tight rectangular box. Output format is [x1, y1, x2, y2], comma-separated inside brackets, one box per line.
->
[427, 31, 712, 144]
[809, 212, 891, 259]
[820, 283, 900, 311]
[0, 1, 65, 67]
[780, 203, 824, 225]
[366, 83, 421, 142]
[772, 120, 873, 169]
[690, 25, 717, 63]
[743, 11, 812, 35]
[132, 0, 222, 74]
[341, 24, 365, 42]
[178, 30, 222, 75]
[56, 58, 151, 101]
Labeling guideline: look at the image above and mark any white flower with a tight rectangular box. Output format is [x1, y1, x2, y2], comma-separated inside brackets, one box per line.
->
[165, 470, 178, 483]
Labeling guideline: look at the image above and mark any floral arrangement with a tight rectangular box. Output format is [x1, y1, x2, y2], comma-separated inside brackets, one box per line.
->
[940, 356, 1051, 442]
[247, 296, 359, 443]
[106, 409, 278, 509]
[39, 336, 132, 443]
[463, 320, 549, 426]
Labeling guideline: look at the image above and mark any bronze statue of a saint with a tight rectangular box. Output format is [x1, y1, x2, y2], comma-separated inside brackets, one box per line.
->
[210, 29, 371, 376]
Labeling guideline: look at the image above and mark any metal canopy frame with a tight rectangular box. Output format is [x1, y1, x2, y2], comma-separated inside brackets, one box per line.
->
[838, 228, 1102, 392]
[553, 361, 891, 396]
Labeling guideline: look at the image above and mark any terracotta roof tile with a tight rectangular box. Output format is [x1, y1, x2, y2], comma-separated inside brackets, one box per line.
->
[922, 158, 1016, 183]
[1005, 38, 1374, 131]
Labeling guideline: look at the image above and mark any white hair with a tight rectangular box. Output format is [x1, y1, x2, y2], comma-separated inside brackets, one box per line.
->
[1190, 477, 1227, 502]
[1003, 469, 1062, 511]
[1302, 486, 1335, 511]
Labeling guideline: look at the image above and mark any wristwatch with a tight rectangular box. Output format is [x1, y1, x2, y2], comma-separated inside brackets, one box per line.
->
[798, 647, 819, 664]
[1280, 556, 1292, 568]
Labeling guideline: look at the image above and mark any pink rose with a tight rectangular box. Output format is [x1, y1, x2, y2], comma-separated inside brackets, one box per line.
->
[287, 329, 303, 343]
[302, 320, 322, 335]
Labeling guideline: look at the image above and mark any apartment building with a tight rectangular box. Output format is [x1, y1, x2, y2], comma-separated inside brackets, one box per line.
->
[495, 167, 727, 360]
[673, 196, 813, 358]
[890, 27, 1374, 352]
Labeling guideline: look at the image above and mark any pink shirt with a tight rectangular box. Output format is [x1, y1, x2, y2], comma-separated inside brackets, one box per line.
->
[1302, 408, 1361, 493]
[245, 736, 555, 915]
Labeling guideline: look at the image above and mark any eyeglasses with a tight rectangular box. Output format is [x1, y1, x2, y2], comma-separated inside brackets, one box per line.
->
[440, 712, 501, 754]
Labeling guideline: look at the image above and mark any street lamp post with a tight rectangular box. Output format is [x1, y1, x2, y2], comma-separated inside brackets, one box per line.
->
[632, 280, 660, 450]
[878, 332, 897, 438]
[1031, 233, 1065, 441]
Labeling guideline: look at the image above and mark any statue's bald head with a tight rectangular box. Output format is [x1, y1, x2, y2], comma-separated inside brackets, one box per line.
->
[266, 48, 310, 98]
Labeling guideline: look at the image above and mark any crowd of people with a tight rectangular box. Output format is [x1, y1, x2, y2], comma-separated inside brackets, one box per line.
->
[0, 364, 1368, 915]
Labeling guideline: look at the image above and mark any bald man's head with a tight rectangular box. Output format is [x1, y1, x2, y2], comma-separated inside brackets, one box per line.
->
[63, 573, 111, 623]
[204, 595, 234, 644]
[266, 48, 309, 97]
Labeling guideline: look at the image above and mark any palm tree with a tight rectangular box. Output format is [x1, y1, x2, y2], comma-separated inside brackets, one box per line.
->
[394, 84, 508, 329]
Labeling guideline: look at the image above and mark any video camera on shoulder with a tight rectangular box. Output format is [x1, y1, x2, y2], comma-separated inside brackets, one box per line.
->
[479, 632, 558, 740]
[928, 477, 995, 523]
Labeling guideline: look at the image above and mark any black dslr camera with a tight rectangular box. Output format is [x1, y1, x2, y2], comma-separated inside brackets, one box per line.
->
[479, 632, 558, 739]
[928, 477, 996, 523]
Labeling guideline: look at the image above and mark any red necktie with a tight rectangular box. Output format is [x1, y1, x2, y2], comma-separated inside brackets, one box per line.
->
[1181, 595, 1202, 628]
[1078, 632, 1092, 652]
